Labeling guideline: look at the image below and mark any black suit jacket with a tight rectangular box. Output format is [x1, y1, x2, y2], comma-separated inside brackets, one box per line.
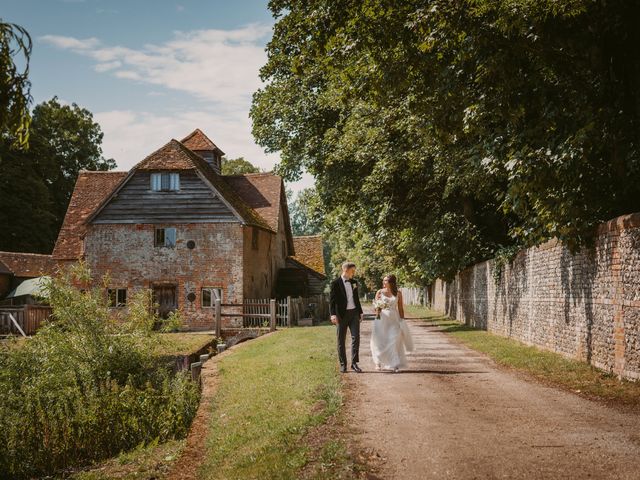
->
[329, 276, 363, 319]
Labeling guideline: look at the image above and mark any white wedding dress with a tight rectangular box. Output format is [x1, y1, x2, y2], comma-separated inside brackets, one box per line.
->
[370, 294, 414, 370]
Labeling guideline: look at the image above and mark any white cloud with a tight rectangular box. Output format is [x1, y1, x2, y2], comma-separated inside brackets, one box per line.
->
[94, 60, 121, 72]
[39, 25, 316, 194]
[39, 24, 272, 107]
[94, 109, 315, 193]
[40, 34, 99, 50]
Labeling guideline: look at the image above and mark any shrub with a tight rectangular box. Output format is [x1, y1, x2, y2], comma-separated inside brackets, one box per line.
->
[0, 263, 200, 479]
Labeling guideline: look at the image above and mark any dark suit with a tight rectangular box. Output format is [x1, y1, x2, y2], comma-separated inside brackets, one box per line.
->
[330, 276, 363, 367]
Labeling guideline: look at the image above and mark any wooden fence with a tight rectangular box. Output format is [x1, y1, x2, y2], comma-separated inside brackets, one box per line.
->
[213, 294, 331, 334]
[0, 305, 52, 336]
[286, 294, 330, 325]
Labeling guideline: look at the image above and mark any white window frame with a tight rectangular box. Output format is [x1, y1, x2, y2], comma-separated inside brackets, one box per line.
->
[201, 287, 223, 308]
[107, 288, 127, 308]
[150, 172, 180, 191]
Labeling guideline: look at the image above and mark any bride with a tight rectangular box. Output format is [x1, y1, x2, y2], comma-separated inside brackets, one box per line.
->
[370, 274, 414, 372]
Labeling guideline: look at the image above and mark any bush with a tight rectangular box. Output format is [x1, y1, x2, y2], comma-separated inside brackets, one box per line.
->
[0, 263, 200, 479]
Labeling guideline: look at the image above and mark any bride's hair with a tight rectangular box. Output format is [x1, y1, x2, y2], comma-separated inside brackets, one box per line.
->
[384, 274, 398, 296]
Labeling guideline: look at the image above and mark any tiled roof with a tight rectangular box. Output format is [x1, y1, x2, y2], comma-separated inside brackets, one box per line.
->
[52, 131, 295, 260]
[291, 235, 326, 277]
[181, 129, 225, 155]
[224, 174, 282, 231]
[87, 139, 273, 231]
[52, 171, 128, 260]
[0, 251, 57, 277]
[134, 139, 198, 170]
[225, 173, 295, 253]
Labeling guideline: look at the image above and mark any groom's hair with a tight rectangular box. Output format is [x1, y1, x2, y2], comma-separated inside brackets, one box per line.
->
[341, 261, 356, 271]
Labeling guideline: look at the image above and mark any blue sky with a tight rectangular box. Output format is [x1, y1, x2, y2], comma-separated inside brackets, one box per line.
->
[2, 0, 313, 192]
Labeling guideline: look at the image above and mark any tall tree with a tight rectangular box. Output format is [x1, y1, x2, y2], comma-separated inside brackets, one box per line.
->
[221, 156, 261, 175]
[0, 140, 55, 253]
[252, 0, 640, 286]
[29, 97, 115, 235]
[289, 187, 323, 236]
[0, 21, 32, 148]
[0, 97, 115, 253]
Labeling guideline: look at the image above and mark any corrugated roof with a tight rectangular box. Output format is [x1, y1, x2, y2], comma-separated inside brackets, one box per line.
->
[52, 171, 128, 260]
[291, 235, 326, 277]
[0, 252, 57, 277]
[6, 276, 50, 298]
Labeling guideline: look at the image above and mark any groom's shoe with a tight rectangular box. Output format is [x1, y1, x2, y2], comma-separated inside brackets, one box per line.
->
[340, 365, 348, 373]
[351, 363, 363, 373]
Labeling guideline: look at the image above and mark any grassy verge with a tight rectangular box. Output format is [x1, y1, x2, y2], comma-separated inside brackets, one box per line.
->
[198, 326, 357, 480]
[66, 439, 184, 480]
[404, 305, 640, 408]
[52, 334, 214, 480]
[154, 332, 216, 356]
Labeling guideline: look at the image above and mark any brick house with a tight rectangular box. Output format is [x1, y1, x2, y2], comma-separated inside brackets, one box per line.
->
[278, 235, 327, 297]
[50, 129, 306, 330]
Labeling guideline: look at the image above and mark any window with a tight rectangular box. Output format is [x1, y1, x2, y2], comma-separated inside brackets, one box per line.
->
[252, 227, 259, 250]
[150, 172, 180, 191]
[201, 287, 223, 308]
[155, 227, 176, 248]
[108, 288, 127, 307]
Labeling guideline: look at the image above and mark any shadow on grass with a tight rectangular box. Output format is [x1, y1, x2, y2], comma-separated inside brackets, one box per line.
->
[411, 317, 480, 334]
[359, 369, 488, 375]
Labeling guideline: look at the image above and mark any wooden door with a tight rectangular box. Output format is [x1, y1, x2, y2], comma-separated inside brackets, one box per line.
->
[153, 285, 177, 319]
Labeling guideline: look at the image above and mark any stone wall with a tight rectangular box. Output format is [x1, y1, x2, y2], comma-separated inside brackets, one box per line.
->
[431, 213, 640, 380]
[84, 222, 244, 330]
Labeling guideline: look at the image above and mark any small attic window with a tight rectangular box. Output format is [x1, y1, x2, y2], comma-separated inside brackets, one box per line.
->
[151, 172, 180, 191]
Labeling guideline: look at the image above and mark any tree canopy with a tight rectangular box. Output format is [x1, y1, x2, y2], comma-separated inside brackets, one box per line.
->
[252, 0, 640, 287]
[0, 21, 32, 148]
[0, 97, 115, 253]
[221, 156, 261, 175]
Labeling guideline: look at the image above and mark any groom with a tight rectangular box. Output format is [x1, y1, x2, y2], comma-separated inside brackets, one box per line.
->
[330, 261, 364, 373]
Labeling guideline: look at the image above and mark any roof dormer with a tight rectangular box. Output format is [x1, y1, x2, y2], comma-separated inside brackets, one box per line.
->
[181, 129, 225, 174]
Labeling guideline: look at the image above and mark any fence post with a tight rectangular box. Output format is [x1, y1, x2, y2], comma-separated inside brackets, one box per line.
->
[190, 361, 202, 382]
[215, 299, 221, 338]
[286, 296, 292, 327]
[269, 298, 277, 332]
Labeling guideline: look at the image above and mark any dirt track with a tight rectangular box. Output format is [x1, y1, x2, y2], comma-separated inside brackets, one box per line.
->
[344, 316, 640, 480]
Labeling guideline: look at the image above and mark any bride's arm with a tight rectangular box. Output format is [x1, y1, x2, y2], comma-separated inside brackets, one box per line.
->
[397, 290, 405, 319]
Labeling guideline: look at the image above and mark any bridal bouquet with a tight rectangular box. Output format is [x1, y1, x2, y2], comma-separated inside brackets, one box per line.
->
[372, 297, 390, 318]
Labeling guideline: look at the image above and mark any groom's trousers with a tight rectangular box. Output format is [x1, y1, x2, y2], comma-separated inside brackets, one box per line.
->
[337, 308, 360, 367]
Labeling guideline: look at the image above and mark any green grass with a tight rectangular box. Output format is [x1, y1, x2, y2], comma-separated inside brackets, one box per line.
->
[198, 326, 349, 480]
[404, 305, 640, 408]
[2, 333, 215, 356]
[65, 439, 185, 480]
[154, 332, 216, 356]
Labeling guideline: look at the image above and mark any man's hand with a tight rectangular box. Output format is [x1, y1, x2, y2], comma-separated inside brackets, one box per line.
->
[330, 315, 338, 325]
[360, 313, 364, 322]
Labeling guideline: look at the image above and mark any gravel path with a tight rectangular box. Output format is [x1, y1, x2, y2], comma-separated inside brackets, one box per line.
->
[343, 315, 640, 479]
